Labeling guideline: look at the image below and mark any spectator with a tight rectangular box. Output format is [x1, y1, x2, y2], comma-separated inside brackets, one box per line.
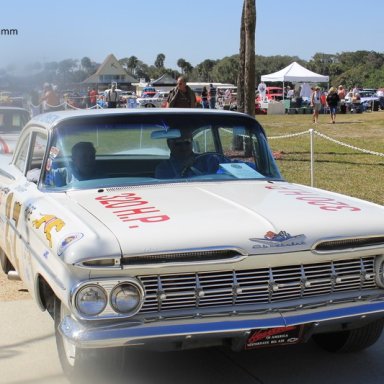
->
[377, 88, 384, 110]
[326, 87, 340, 124]
[40, 83, 61, 112]
[89, 88, 97, 108]
[201, 86, 209, 109]
[310, 86, 322, 123]
[166, 76, 196, 108]
[286, 86, 294, 99]
[105, 83, 119, 108]
[208, 83, 217, 109]
[257, 81, 267, 102]
[337, 85, 346, 100]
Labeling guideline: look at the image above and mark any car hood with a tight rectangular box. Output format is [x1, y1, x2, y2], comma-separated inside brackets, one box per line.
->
[65, 181, 384, 262]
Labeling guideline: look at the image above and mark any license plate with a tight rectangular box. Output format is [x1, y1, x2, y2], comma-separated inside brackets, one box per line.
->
[245, 325, 304, 349]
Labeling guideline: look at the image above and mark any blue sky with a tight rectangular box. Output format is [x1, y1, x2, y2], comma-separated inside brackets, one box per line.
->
[1, 0, 383, 72]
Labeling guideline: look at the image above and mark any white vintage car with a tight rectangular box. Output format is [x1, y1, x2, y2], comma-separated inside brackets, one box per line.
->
[1, 108, 384, 379]
[136, 91, 169, 108]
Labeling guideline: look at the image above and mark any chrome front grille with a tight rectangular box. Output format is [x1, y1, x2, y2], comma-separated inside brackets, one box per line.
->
[138, 257, 377, 313]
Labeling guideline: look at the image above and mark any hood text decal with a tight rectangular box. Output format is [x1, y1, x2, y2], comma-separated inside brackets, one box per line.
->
[265, 185, 361, 212]
[96, 192, 170, 229]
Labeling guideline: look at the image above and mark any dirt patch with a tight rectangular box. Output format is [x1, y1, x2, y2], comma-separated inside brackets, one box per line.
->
[0, 272, 31, 301]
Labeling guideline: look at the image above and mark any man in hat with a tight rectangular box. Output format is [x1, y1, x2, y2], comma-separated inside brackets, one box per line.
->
[155, 131, 224, 178]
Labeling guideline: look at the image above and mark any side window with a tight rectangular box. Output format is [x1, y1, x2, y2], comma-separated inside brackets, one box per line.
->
[14, 134, 30, 172]
[14, 130, 48, 182]
[28, 132, 47, 172]
[193, 128, 216, 154]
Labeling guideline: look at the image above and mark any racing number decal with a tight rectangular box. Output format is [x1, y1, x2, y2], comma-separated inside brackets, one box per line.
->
[96, 192, 170, 229]
[265, 185, 361, 212]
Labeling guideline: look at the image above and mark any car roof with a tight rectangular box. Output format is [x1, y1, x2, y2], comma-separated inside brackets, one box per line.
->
[27, 108, 252, 131]
[0, 106, 30, 112]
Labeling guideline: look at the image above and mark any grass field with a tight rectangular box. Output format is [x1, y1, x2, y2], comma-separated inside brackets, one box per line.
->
[256, 110, 384, 206]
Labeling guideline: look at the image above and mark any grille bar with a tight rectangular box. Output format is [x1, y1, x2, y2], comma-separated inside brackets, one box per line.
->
[138, 257, 378, 313]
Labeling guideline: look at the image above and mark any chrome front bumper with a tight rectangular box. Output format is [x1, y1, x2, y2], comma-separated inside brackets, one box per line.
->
[59, 299, 384, 349]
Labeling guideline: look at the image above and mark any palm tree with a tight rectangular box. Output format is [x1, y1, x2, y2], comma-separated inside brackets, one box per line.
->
[155, 53, 166, 68]
[177, 58, 186, 74]
[127, 56, 139, 75]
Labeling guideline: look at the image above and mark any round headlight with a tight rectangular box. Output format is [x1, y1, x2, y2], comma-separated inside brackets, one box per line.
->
[75, 284, 107, 316]
[110, 282, 142, 315]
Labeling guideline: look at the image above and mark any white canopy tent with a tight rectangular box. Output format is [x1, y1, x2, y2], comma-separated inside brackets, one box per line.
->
[261, 61, 329, 83]
[261, 62, 329, 99]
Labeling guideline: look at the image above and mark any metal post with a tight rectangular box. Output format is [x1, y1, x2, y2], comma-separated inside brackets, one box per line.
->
[309, 128, 314, 187]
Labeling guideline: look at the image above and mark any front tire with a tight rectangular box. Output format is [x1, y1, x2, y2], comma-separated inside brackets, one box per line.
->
[312, 319, 384, 353]
[54, 298, 124, 381]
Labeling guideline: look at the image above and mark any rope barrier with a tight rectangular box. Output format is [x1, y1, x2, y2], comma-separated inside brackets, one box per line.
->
[313, 130, 384, 157]
[267, 128, 384, 187]
[268, 130, 309, 140]
[269, 129, 384, 158]
[27, 101, 106, 111]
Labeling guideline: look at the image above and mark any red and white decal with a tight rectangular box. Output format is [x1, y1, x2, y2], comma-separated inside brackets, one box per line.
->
[245, 325, 303, 349]
[265, 185, 361, 212]
[96, 192, 170, 229]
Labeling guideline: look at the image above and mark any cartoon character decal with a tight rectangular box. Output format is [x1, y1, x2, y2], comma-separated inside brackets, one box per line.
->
[32, 214, 65, 248]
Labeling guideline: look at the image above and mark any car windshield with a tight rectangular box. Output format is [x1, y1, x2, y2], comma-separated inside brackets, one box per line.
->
[41, 112, 282, 190]
[0, 109, 30, 133]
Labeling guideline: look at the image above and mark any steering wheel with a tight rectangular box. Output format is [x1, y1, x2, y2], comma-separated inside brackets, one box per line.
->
[182, 152, 231, 176]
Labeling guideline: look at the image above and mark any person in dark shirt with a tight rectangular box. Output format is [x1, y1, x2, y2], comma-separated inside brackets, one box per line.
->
[166, 76, 196, 108]
[155, 132, 224, 178]
[201, 86, 209, 108]
[326, 87, 340, 124]
[45, 142, 99, 186]
[208, 83, 217, 109]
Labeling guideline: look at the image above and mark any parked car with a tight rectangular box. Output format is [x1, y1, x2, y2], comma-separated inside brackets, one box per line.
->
[344, 90, 380, 112]
[256, 86, 284, 103]
[255, 87, 284, 114]
[1, 108, 384, 380]
[136, 91, 169, 108]
[141, 86, 157, 98]
[0, 106, 30, 153]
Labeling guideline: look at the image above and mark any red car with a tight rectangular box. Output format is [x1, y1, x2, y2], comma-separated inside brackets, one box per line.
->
[256, 87, 284, 103]
[255, 86, 284, 114]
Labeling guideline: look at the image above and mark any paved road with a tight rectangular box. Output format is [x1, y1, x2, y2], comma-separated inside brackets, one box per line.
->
[2, 299, 384, 384]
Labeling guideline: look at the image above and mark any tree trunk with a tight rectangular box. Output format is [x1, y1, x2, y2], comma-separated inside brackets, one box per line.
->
[237, 2, 245, 114]
[244, 0, 256, 118]
[235, 0, 256, 153]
